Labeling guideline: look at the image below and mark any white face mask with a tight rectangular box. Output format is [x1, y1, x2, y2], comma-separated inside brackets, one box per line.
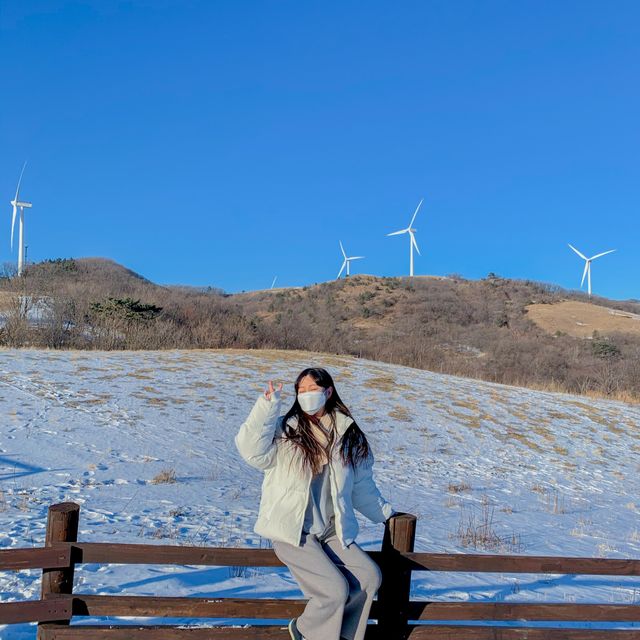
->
[297, 390, 327, 414]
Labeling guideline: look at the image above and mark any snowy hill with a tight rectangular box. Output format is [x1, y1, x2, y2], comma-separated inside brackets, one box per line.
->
[1, 347, 640, 637]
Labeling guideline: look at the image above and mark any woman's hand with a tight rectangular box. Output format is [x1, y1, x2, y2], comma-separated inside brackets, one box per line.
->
[264, 380, 283, 400]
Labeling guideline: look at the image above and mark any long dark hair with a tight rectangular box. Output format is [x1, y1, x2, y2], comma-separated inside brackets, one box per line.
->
[281, 367, 370, 474]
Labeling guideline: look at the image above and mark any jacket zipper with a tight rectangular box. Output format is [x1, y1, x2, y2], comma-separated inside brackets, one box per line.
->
[295, 467, 313, 546]
[328, 447, 344, 545]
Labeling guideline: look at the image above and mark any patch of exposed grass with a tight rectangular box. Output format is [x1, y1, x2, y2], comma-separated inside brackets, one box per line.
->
[451, 496, 523, 552]
[608, 423, 626, 435]
[545, 488, 566, 514]
[451, 398, 480, 412]
[191, 381, 216, 389]
[504, 427, 544, 452]
[151, 468, 177, 484]
[388, 406, 412, 422]
[364, 374, 397, 392]
[531, 425, 555, 442]
[125, 371, 155, 380]
[448, 482, 472, 494]
[547, 410, 576, 422]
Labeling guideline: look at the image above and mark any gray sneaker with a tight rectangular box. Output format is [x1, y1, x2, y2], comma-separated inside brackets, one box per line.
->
[288, 618, 304, 640]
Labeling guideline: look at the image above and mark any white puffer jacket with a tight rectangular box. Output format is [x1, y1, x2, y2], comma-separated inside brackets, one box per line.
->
[235, 391, 394, 548]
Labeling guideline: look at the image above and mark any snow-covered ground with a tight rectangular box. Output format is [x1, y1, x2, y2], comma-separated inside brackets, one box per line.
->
[2, 347, 640, 637]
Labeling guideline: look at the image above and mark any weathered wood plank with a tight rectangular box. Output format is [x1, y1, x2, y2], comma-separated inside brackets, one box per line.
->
[0, 546, 71, 571]
[70, 542, 383, 567]
[405, 627, 640, 639]
[38, 503, 80, 640]
[68, 595, 381, 619]
[407, 601, 640, 622]
[63, 595, 640, 623]
[74, 543, 286, 566]
[71, 595, 308, 618]
[38, 625, 307, 639]
[69, 543, 640, 576]
[37, 623, 640, 640]
[0, 598, 72, 624]
[378, 513, 416, 636]
[405, 553, 640, 576]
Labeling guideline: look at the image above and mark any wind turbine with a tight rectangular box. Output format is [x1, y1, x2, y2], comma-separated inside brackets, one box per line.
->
[387, 198, 423, 277]
[337, 241, 364, 278]
[10, 162, 32, 277]
[568, 244, 616, 299]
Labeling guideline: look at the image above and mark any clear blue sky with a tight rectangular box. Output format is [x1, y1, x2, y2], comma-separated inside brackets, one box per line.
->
[1, 1, 638, 299]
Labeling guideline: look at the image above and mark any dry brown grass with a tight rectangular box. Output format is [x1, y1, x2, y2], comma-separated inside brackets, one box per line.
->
[388, 406, 412, 422]
[526, 300, 640, 338]
[503, 427, 544, 452]
[151, 468, 177, 484]
[451, 495, 523, 552]
[545, 488, 567, 514]
[448, 481, 472, 494]
[363, 374, 397, 392]
[451, 398, 480, 413]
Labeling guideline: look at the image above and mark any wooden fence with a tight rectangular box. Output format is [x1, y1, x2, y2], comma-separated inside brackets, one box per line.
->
[1, 502, 640, 638]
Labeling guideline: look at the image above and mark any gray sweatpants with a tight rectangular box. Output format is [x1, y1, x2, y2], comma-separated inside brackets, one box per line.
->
[272, 531, 382, 640]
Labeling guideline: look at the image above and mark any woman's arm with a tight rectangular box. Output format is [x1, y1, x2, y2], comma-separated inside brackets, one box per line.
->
[351, 453, 395, 523]
[234, 385, 282, 471]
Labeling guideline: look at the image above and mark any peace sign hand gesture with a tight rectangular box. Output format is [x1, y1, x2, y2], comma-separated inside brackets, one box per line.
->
[264, 380, 283, 401]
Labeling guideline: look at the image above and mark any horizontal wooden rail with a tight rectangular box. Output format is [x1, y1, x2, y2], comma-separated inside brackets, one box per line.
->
[405, 627, 640, 639]
[406, 602, 640, 622]
[71, 543, 289, 566]
[0, 546, 71, 571]
[65, 595, 640, 623]
[34, 622, 640, 640]
[0, 598, 72, 624]
[70, 594, 308, 618]
[404, 552, 640, 575]
[68, 543, 640, 576]
[38, 626, 298, 639]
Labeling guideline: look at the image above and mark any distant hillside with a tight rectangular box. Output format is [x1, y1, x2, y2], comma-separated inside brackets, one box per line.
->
[1, 258, 639, 401]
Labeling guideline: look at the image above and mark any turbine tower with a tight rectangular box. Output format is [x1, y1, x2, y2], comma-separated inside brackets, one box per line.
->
[387, 198, 423, 277]
[568, 244, 616, 299]
[337, 241, 364, 278]
[10, 162, 32, 277]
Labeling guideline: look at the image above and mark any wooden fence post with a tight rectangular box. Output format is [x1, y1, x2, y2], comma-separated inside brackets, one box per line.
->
[37, 502, 80, 640]
[377, 513, 417, 640]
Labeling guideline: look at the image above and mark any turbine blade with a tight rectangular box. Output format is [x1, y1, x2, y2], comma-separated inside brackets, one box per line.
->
[337, 260, 346, 279]
[387, 229, 407, 236]
[589, 249, 616, 261]
[339, 240, 347, 259]
[14, 161, 27, 202]
[350, 256, 365, 260]
[568, 243, 587, 260]
[409, 198, 424, 228]
[580, 261, 589, 287]
[411, 232, 421, 256]
[10, 205, 17, 251]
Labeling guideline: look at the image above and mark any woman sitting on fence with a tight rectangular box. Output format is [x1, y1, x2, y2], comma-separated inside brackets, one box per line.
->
[235, 367, 396, 640]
